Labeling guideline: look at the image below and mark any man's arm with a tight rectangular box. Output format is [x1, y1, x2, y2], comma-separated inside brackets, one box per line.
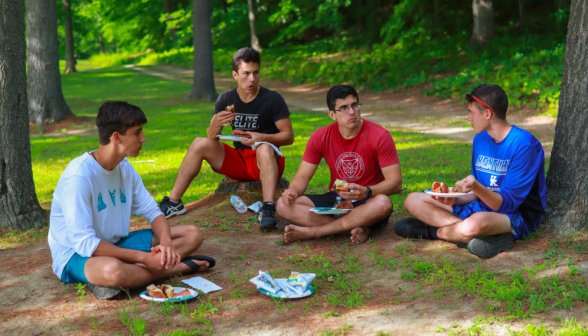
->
[280, 161, 318, 205]
[339, 163, 402, 200]
[242, 117, 294, 147]
[206, 111, 235, 139]
[92, 241, 165, 270]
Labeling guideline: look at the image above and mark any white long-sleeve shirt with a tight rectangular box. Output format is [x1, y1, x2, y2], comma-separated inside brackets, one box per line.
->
[48, 153, 163, 279]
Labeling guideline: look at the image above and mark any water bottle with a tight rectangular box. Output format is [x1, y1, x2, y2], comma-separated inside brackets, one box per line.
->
[333, 196, 343, 219]
[230, 195, 248, 213]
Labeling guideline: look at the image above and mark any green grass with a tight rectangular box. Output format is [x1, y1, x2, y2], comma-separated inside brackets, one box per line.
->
[33, 66, 473, 212]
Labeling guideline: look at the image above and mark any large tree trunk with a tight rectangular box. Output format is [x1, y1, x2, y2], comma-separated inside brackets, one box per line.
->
[247, 0, 261, 51]
[471, 0, 493, 46]
[185, 0, 218, 102]
[26, 0, 74, 126]
[63, 0, 76, 74]
[544, 0, 588, 235]
[0, 0, 48, 230]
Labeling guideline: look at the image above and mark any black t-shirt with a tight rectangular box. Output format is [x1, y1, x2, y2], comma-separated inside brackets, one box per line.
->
[214, 86, 290, 150]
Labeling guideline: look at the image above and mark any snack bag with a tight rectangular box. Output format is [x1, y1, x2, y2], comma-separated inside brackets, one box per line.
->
[275, 279, 299, 296]
[249, 270, 280, 294]
[286, 272, 316, 294]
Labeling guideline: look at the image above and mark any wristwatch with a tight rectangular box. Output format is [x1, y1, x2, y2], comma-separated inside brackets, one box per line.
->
[365, 186, 372, 199]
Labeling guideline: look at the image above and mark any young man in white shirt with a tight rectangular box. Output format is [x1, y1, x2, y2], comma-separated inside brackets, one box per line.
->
[48, 101, 215, 300]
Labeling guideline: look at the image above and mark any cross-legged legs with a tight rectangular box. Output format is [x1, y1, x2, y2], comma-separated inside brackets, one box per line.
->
[84, 225, 209, 288]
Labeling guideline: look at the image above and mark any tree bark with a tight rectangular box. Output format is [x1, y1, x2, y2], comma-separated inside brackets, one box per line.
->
[26, 0, 74, 125]
[518, 0, 524, 23]
[247, 0, 261, 51]
[163, 0, 177, 40]
[471, 0, 493, 46]
[185, 0, 218, 102]
[63, 0, 76, 74]
[0, 0, 48, 230]
[544, 0, 588, 235]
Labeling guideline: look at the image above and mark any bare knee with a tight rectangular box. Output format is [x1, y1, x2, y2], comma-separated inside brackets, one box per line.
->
[256, 144, 274, 161]
[188, 137, 215, 155]
[276, 198, 290, 218]
[404, 192, 426, 215]
[458, 214, 488, 238]
[371, 195, 393, 218]
[182, 225, 203, 249]
[100, 259, 125, 286]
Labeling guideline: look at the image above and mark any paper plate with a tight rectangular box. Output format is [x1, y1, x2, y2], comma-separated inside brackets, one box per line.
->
[310, 207, 352, 215]
[139, 287, 198, 303]
[424, 188, 474, 198]
[216, 135, 249, 142]
[258, 285, 315, 299]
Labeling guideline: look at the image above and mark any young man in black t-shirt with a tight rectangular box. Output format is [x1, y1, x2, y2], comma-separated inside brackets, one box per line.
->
[159, 48, 294, 229]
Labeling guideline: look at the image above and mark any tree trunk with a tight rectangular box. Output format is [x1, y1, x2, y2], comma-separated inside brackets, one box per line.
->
[247, 0, 261, 51]
[185, 0, 218, 102]
[26, 0, 74, 125]
[98, 34, 105, 53]
[544, 0, 588, 235]
[63, 0, 76, 74]
[0, 0, 48, 230]
[471, 0, 493, 46]
[518, 0, 524, 23]
[163, 0, 177, 40]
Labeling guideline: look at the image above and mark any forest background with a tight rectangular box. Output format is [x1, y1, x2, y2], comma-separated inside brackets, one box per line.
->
[63, 0, 569, 117]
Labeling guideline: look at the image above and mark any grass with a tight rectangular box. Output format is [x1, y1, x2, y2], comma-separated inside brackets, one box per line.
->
[33, 65, 475, 214]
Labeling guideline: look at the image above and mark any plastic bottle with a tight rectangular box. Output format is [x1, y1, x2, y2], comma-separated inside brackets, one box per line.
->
[333, 196, 343, 218]
[230, 195, 248, 213]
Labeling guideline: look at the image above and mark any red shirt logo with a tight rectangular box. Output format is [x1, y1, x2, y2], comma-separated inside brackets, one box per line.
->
[336, 152, 365, 182]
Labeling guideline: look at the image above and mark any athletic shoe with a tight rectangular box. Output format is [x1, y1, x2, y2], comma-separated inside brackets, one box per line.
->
[87, 283, 123, 300]
[258, 201, 277, 229]
[393, 217, 438, 240]
[159, 196, 187, 219]
[467, 232, 514, 258]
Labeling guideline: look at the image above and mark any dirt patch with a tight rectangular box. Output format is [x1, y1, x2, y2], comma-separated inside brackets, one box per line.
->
[2, 194, 588, 335]
[29, 115, 96, 137]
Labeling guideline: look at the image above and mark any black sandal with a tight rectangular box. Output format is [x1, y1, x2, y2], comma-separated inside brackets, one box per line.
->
[180, 255, 216, 274]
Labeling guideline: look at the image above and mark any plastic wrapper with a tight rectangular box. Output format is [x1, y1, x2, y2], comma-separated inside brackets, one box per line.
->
[249, 270, 280, 294]
[286, 272, 316, 294]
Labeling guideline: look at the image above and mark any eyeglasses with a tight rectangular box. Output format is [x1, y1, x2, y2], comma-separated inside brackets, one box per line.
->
[334, 103, 361, 114]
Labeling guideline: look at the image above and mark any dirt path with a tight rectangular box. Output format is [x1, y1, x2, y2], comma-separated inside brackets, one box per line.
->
[130, 64, 556, 157]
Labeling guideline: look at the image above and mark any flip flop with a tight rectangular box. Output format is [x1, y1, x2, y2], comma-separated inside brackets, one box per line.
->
[180, 255, 216, 274]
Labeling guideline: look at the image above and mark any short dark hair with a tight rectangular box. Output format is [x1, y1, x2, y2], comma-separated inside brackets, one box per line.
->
[326, 85, 359, 111]
[232, 47, 261, 72]
[96, 101, 147, 145]
[465, 84, 509, 120]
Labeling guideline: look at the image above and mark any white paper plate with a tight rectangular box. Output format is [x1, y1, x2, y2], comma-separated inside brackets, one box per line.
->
[258, 285, 315, 299]
[424, 188, 473, 198]
[139, 287, 198, 303]
[310, 207, 352, 215]
[216, 135, 249, 142]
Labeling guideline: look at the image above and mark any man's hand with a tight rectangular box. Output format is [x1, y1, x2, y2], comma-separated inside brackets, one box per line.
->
[336, 183, 367, 200]
[281, 189, 298, 206]
[211, 111, 235, 129]
[455, 175, 477, 193]
[241, 131, 264, 147]
[151, 242, 181, 269]
[141, 250, 166, 271]
[431, 195, 456, 206]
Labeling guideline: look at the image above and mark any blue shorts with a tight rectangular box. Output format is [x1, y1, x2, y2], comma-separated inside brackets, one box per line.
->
[452, 201, 529, 240]
[61, 229, 154, 284]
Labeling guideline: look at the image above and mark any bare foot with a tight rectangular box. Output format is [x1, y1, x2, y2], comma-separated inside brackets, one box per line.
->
[284, 224, 315, 243]
[350, 227, 370, 244]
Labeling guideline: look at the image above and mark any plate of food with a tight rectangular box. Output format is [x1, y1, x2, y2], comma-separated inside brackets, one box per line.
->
[310, 207, 353, 215]
[258, 284, 315, 299]
[140, 284, 198, 303]
[424, 181, 474, 197]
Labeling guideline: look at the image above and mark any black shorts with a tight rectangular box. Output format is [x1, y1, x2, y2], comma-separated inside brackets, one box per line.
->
[304, 191, 391, 229]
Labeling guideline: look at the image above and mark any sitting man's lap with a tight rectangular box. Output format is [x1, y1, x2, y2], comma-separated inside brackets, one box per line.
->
[61, 229, 154, 284]
[213, 143, 285, 182]
[305, 191, 392, 229]
[453, 200, 528, 240]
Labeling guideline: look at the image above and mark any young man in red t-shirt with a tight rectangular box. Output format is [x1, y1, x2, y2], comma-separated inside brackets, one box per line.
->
[277, 85, 402, 244]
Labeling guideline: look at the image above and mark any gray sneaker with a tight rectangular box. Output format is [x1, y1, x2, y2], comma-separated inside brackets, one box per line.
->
[467, 232, 514, 258]
[87, 283, 123, 300]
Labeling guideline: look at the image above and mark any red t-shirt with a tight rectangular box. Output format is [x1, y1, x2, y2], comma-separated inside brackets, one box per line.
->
[303, 119, 400, 189]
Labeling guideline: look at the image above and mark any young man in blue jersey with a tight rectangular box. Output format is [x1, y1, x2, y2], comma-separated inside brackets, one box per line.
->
[394, 84, 546, 258]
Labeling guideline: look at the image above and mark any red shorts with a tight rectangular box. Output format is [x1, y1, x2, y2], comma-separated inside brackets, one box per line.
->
[214, 143, 285, 182]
